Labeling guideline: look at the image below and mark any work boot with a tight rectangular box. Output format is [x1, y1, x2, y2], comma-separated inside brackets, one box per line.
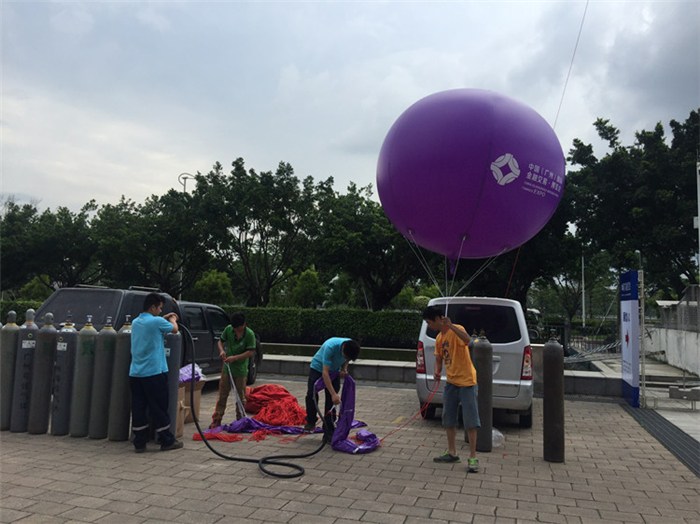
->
[161, 440, 183, 451]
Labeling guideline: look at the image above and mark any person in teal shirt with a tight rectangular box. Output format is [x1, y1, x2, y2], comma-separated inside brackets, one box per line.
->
[210, 312, 256, 428]
[130, 292, 182, 453]
[304, 337, 361, 441]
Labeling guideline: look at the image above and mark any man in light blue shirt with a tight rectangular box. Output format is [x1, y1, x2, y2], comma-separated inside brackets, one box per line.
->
[129, 293, 181, 453]
[304, 337, 361, 441]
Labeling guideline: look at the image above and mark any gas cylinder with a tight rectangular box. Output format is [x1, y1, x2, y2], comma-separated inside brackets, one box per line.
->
[88, 318, 117, 439]
[165, 332, 183, 432]
[27, 313, 57, 434]
[10, 309, 39, 432]
[51, 317, 78, 436]
[108, 316, 132, 441]
[69, 316, 97, 437]
[471, 335, 493, 453]
[0, 311, 20, 430]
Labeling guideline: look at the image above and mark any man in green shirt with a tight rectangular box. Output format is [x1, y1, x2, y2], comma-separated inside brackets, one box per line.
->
[210, 312, 256, 428]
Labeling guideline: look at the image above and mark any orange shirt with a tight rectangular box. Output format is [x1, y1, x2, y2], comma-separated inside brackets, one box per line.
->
[434, 324, 477, 387]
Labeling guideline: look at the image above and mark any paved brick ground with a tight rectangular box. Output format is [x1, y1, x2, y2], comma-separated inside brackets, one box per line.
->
[1, 377, 699, 523]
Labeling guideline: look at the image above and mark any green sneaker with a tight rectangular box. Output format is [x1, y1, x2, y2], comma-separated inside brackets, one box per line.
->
[467, 457, 479, 473]
[433, 452, 460, 463]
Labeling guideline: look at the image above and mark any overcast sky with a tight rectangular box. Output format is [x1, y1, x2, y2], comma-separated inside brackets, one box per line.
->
[2, 0, 698, 212]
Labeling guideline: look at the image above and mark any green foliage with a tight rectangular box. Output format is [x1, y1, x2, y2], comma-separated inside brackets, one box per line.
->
[391, 286, 416, 309]
[413, 296, 431, 310]
[325, 273, 363, 308]
[417, 284, 441, 298]
[290, 268, 326, 309]
[313, 183, 421, 309]
[568, 109, 699, 297]
[193, 160, 333, 306]
[0, 300, 42, 325]
[19, 276, 53, 301]
[190, 270, 234, 305]
[225, 306, 421, 348]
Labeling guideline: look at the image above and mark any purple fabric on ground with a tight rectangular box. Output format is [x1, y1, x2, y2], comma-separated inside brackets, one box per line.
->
[331, 375, 380, 454]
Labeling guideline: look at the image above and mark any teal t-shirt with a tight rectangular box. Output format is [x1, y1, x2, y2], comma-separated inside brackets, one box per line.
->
[221, 325, 256, 377]
[129, 312, 173, 377]
[310, 337, 350, 373]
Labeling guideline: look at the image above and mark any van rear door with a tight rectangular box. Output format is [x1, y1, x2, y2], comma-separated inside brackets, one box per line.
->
[448, 302, 524, 399]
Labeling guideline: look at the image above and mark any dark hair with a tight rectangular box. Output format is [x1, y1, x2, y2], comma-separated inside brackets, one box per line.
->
[230, 312, 246, 328]
[143, 292, 165, 312]
[342, 339, 361, 361]
[422, 305, 443, 321]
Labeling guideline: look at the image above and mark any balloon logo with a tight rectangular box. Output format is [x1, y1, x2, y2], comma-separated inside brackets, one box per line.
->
[376, 89, 565, 259]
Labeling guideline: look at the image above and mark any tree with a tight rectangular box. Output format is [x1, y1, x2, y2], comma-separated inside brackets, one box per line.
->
[19, 275, 53, 301]
[568, 109, 699, 298]
[190, 270, 234, 305]
[91, 192, 211, 295]
[1, 200, 41, 294]
[193, 159, 331, 306]
[33, 202, 102, 289]
[290, 268, 326, 309]
[314, 183, 422, 310]
[91, 197, 145, 288]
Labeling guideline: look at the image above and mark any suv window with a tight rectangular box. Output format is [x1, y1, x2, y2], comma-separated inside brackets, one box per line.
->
[206, 308, 229, 333]
[426, 304, 521, 343]
[40, 289, 122, 328]
[184, 306, 206, 330]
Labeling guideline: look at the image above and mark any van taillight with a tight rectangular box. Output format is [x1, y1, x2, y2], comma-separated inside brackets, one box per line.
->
[521, 345, 532, 380]
[416, 341, 426, 373]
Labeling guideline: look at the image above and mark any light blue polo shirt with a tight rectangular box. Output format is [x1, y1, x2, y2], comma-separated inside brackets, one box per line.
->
[310, 337, 350, 373]
[129, 312, 174, 377]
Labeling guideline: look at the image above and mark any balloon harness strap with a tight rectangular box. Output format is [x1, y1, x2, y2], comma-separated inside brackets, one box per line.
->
[179, 322, 333, 479]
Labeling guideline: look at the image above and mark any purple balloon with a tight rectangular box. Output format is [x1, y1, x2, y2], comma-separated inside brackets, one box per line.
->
[376, 89, 565, 259]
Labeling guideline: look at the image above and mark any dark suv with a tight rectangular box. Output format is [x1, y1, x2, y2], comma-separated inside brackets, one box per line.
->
[34, 287, 262, 384]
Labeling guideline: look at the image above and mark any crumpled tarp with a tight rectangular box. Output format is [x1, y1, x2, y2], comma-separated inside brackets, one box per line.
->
[330, 375, 380, 454]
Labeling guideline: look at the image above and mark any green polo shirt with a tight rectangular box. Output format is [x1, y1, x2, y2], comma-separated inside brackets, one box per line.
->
[221, 325, 256, 377]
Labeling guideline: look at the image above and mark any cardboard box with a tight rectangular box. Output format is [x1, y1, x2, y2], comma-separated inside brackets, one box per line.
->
[175, 385, 189, 438]
[183, 380, 204, 424]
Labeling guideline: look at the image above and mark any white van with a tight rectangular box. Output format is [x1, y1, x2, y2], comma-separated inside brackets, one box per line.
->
[416, 296, 533, 427]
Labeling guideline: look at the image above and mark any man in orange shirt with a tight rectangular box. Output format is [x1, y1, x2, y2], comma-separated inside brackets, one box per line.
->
[422, 306, 480, 473]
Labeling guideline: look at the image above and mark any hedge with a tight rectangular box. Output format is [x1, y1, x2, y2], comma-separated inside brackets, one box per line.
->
[0, 300, 42, 325]
[226, 307, 421, 349]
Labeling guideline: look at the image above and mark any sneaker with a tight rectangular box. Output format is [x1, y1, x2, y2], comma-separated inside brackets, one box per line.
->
[467, 457, 479, 473]
[134, 446, 146, 454]
[303, 423, 316, 433]
[433, 452, 460, 463]
[160, 440, 184, 451]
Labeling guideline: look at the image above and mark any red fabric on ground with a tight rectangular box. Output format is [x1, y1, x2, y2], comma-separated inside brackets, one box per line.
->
[192, 432, 244, 442]
[245, 384, 303, 414]
[255, 396, 307, 426]
[244, 384, 307, 426]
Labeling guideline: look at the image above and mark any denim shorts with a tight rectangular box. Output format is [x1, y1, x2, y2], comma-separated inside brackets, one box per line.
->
[442, 382, 481, 429]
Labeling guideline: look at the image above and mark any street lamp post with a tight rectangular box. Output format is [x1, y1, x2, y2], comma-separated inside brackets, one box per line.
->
[176, 172, 195, 300]
[178, 172, 196, 193]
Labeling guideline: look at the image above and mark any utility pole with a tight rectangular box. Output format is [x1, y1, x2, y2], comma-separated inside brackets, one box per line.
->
[581, 255, 585, 328]
[696, 160, 699, 274]
[177, 173, 196, 300]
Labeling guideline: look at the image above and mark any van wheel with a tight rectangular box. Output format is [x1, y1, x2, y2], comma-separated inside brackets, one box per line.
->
[519, 406, 533, 428]
[421, 404, 437, 420]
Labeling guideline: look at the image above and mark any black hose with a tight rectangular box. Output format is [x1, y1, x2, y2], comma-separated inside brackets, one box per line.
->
[178, 322, 328, 478]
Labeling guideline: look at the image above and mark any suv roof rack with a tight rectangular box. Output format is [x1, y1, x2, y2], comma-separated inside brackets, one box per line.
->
[74, 284, 109, 289]
[128, 286, 162, 292]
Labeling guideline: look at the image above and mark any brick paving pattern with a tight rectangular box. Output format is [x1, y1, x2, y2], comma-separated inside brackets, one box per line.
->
[1, 378, 699, 523]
